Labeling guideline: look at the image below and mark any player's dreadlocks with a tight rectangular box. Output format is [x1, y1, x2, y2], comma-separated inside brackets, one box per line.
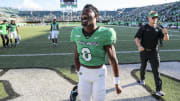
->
[83, 4, 99, 17]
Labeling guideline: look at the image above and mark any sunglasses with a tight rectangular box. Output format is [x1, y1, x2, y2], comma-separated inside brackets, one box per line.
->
[152, 16, 158, 19]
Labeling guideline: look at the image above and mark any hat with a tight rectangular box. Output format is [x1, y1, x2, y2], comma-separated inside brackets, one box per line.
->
[149, 11, 158, 18]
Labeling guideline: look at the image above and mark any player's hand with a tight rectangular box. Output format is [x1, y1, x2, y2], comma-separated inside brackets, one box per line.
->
[76, 67, 80, 72]
[115, 84, 122, 94]
[138, 46, 144, 52]
[162, 28, 168, 35]
[76, 69, 80, 72]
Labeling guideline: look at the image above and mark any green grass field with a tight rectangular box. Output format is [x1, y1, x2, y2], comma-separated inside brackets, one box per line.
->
[0, 25, 180, 68]
[0, 83, 8, 99]
[136, 71, 180, 101]
[0, 24, 180, 100]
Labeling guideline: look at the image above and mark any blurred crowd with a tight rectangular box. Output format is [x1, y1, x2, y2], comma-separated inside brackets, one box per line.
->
[116, 1, 180, 23]
[2, 1, 178, 28]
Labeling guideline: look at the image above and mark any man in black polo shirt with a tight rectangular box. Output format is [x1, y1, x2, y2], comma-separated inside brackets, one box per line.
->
[134, 11, 169, 96]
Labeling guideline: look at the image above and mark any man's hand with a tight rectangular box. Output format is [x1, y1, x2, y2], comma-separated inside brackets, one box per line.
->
[115, 84, 122, 94]
[162, 28, 168, 35]
[135, 38, 144, 52]
[162, 28, 169, 41]
[76, 68, 80, 72]
[138, 46, 144, 52]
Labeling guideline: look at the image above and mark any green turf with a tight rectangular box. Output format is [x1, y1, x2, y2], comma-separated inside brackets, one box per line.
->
[0, 24, 179, 100]
[136, 71, 180, 101]
[0, 25, 179, 68]
[0, 83, 8, 99]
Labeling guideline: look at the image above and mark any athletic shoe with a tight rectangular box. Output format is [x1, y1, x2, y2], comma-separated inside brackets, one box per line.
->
[10, 44, 13, 48]
[156, 91, 165, 96]
[139, 80, 145, 86]
[14, 43, 17, 47]
[16, 41, 20, 45]
[52, 43, 55, 48]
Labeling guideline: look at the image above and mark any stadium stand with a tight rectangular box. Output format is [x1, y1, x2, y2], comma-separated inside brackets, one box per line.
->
[0, 1, 179, 28]
[116, 1, 180, 28]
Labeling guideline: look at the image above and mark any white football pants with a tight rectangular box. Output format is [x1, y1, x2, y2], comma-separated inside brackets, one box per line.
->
[78, 65, 107, 101]
[10, 31, 18, 39]
[51, 30, 59, 39]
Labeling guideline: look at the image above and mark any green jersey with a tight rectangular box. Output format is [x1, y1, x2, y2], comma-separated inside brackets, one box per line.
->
[8, 24, 17, 32]
[71, 27, 116, 66]
[0, 23, 8, 35]
[51, 22, 59, 30]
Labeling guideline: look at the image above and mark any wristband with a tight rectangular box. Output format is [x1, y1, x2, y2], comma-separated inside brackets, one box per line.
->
[113, 77, 120, 84]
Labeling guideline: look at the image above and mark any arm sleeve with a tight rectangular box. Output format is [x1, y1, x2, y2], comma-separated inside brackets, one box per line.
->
[134, 26, 143, 39]
[104, 28, 116, 46]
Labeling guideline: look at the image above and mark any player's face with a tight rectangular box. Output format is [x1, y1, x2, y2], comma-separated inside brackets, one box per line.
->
[11, 20, 15, 24]
[81, 8, 96, 27]
[149, 17, 158, 25]
[53, 19, 56, 23]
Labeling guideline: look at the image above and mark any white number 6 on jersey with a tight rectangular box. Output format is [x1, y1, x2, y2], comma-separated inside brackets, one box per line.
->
[81, 48, 92, 61]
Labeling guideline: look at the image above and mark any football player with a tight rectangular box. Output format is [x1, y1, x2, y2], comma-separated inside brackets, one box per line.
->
[8, 20, 19, 47]
[50, 19, 59, 47]
[71, 4, 122, 101]
[0, 20, 9, 48]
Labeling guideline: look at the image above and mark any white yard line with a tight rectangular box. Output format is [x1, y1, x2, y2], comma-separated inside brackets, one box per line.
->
[117, 49, 180, 54]
[22, 38, 180, 44]
[0, 53, 73, 57]
[0, 49, 180, 57]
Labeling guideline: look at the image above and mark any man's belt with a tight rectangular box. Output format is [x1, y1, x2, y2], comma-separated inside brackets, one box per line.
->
[144, 48, 156, 51]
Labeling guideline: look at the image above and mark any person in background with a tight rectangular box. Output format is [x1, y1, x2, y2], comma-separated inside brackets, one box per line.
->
[0, 20, 9, 48]
[50, 19, 59, 47]
[8, 20, 19, 47]
[134, 11, 169, 96]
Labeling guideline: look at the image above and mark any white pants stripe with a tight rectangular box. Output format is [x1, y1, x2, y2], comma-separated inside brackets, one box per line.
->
[78, 65, 107, 101]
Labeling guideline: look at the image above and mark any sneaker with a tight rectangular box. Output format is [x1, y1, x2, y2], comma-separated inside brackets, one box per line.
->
[10, 44, 13, 48]
[139, 80, 145, 86]
[14, 43, 17, 47]
[52, 43, 56, 48]
[53, 43, 57, 47]
[54, 43, 57, 47]
[156, 91, 165, 96]
[16, 41, 20, 45]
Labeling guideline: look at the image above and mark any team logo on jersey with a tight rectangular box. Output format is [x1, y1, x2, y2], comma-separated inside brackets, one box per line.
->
[75, 35, 81, 37]
[77, 41, 99, 46]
